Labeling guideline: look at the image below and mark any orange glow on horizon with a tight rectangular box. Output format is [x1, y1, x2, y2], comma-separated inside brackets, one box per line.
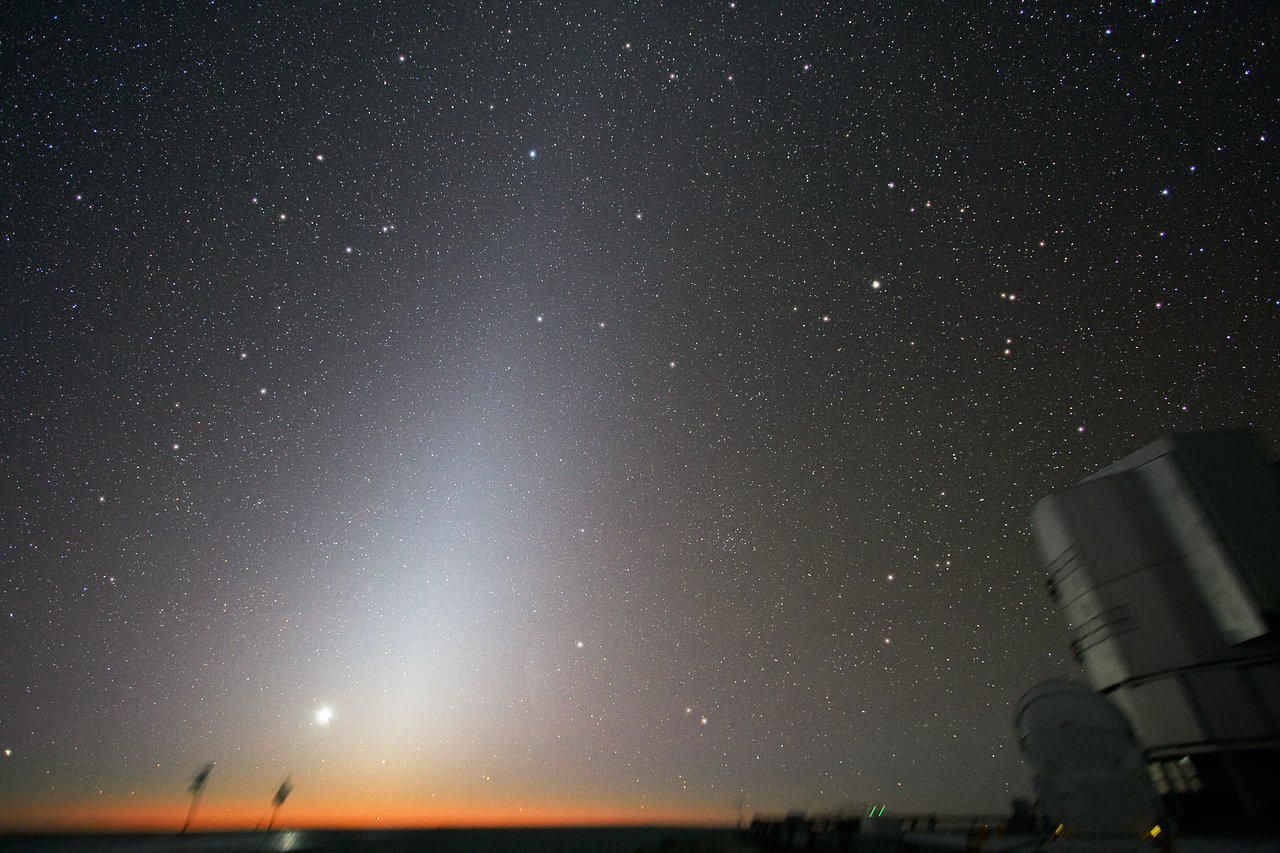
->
[0, 797, 727, 833]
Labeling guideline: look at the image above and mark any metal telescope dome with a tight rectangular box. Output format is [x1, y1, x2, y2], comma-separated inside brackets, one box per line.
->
[1013, 679, 1161, 836]
[1015, 679, 1132, 737]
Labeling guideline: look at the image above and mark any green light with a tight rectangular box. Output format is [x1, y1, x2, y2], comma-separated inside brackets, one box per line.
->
[877, 804, 886, 817]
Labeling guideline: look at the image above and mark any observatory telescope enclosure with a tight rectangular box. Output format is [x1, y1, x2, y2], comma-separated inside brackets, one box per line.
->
[1014, 680, 1161, 836]
[1030, 429, 1280, 833]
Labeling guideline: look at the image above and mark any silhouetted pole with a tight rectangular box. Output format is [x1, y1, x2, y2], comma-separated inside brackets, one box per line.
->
[266, 775, 292, 831]
[181, 763, 214, 835]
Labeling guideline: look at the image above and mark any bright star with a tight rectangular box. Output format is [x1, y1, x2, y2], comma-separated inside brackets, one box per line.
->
[528, 149, 537, 159]
[315, 706, 334, 726]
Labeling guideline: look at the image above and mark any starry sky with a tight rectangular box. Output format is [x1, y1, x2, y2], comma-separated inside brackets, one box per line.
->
[1, 0, 1277, 833]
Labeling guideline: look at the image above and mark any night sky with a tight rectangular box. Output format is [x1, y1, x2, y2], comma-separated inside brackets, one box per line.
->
[2, 0, 1277, 832]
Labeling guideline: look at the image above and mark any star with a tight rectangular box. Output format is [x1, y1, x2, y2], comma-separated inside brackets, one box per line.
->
[315, 706, 334, 726]
[528, 149, 537, 159]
